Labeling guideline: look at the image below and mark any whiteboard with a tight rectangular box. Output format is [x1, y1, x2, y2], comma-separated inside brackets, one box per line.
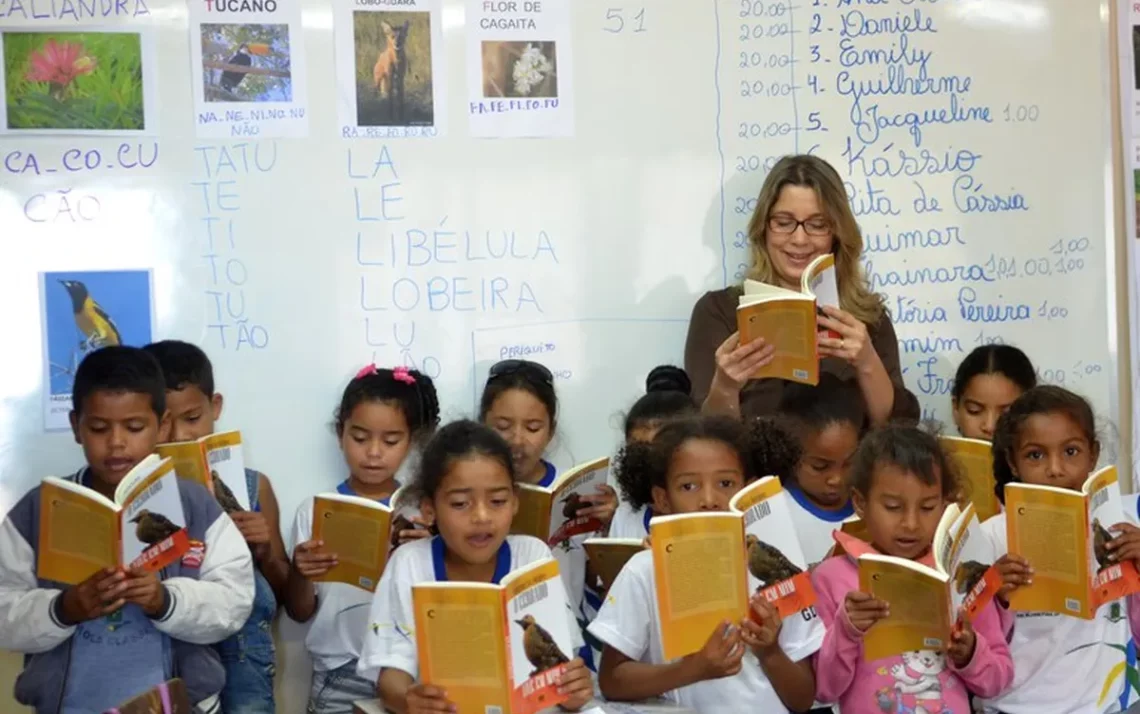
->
[0, 0, 1121, 527]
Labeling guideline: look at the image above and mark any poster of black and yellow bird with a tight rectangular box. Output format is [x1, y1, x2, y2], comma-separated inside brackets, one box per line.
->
[59, 279, 121, 352]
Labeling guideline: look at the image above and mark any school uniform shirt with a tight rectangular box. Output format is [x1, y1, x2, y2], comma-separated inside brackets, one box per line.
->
[609, 503, 652, 540]
[291, 489, 388, 673]
[356, 534, 584, 683]
[588, 549, 824, 713]
[978, 512, 1140, 714]
[785, 487, 853, 569]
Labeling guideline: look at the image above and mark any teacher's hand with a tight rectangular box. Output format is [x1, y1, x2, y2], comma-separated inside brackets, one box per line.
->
[817, 305, 875, 368]
[711, 331, 775, 393]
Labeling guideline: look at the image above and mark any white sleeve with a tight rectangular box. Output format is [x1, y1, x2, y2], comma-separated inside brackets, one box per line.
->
[980, 513, 1007, 554]
[0, 517, 75, 653]
[586, 555, 652, 660]
[778, 605, 825, 663]
[154, 513, 254, 644]
[357, 548, 418, 683]
[290, 498, 314, 557]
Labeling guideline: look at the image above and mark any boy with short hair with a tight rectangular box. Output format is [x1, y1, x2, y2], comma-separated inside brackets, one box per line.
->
[0, 346, 253, 714]
[144, 339, 289, 714]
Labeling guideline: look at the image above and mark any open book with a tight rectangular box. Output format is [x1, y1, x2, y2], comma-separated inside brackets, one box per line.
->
[511, 457, 610, 547]
[104, 678, 190, 714]
[858, 502, 1000, 660]
[582, 537, 644, 592]
[38, 455, 189, 584]
[157, 430, 248, 513]
[311, 492, 395, 592]
[1006, 465, 1140, 618]
[729, 477, 816, 617]
[736, 254, 837, 385]
[940, 436, 1001, 522]
[413, 558, 575, 714]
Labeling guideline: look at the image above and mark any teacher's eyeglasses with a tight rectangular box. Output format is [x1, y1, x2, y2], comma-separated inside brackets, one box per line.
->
[768, 215, 831, 237]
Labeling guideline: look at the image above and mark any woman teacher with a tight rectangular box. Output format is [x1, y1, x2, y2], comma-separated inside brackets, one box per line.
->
[685, 154, 919, 425]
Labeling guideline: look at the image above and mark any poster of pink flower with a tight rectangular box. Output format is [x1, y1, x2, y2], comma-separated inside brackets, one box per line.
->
[1, 30, 155, 133]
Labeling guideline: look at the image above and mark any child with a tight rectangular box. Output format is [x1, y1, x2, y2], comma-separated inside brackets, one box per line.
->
[777, 374, 865, 568]
[811, 425, 1013, 712]
[951, 344, 1036, 441]
[610, 365, 698, 540]
[0, 346, 253, 714]
[589, 415, 819, 713]
[356, 420, 594, 713]
[285, 364, 439, 714]
[144, 339, 288, 713]
[982, 385, 1140, 713]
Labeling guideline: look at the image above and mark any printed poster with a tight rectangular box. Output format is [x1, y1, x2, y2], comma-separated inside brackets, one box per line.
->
[188, 0, 309, 138]
[40, 270, 154, 431]
[0, 28, 160, 135]
[466, 0, 573, 138]
[334, 0, 445, 139]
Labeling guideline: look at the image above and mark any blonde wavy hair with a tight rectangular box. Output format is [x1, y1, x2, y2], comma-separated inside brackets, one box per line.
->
[744, 155, 884, 325]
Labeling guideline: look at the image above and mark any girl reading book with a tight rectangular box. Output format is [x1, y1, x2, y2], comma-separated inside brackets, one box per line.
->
[610, 365, 698, 540]
[358, 420, 593, 714]
[982, 386, 1140, 713]
[777, 374, 865, 568]
[284, 365, 440, 714]
[589, 415, 818, 713]
[951, 345, 1037, 442]
[811, 425, 1013, 713]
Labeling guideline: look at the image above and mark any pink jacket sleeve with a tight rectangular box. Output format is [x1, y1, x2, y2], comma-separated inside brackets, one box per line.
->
[811, 567, 864, 703]
[949, 601, 1015, 698]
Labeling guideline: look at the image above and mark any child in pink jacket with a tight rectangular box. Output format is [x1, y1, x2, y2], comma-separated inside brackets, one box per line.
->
[810, 426, 1014, 713]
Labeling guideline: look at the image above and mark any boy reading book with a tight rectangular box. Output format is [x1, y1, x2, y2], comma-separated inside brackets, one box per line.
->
[145, 339, 289, 713]
[0, 347, 253, 714]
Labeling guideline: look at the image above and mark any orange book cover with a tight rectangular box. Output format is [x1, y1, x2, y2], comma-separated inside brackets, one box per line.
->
[511, 457, 610, 547]
[940, 436, 1001, 523]
[737, 297, 819, 386]
[1005, 483, 1092, 618]
[311, 493, 393, 592]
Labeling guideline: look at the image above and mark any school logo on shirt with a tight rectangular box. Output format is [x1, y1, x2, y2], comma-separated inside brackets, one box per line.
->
[181, 539, 206, 568]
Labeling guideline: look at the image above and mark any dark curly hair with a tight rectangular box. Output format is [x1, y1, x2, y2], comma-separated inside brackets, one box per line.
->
[623, 365, 698, 438]
[991, 385, 1098, 504]
[334, 366, 440, 443]
[850, 424, 960, 501]
[615, 415, 800, 510]
[417, 420, 517, 499]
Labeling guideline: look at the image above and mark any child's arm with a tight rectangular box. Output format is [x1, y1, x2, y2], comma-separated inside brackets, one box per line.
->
[742, 598, 816, 712]
[228, 473, 289, 601]
[946, 604, 1014, 698]
[811, 567, 887, 704]
[596, 628, 742, 702]
[151, 502, 254, 643]
[379, 668, 456, 714]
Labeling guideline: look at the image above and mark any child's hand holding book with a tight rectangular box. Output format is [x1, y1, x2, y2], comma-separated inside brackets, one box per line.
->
[59, 567, 128, 625]
[741, 596, 781, 658]
[1105, 522, 1140, 564]
[684, 621, 746, 682]
[945, 613, 977, 668]
[230, 511, 272, 561]
[292, 539, 337, 579]
[554, 658, 593, 711]
[844, 590, 889, 632]
[993, 554, 1033, 606]
[121, 567, 166, 616]
[405, 683, 455, 714]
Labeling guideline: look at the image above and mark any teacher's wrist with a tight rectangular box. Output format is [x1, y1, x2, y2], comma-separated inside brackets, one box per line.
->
[703, 374, 742, 415]
[854, 347, 883, 376]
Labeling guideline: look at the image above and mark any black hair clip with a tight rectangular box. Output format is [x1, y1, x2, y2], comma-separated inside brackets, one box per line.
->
[487, 359, 554, 387]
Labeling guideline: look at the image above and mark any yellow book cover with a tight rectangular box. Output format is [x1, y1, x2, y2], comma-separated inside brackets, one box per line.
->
[940, 436, 1001, 522]
[413, 558, 575, 714]
[1005, 482, 1091, 618]
[311, 493, 393, 592]
[156, 441, 210, 490]
[157, 429, 249, 512]
[582, 537, 644, 593]
[650, 512, 749, 660]
[38, 455, 190, 584]
[511, 456, 610, 546]
[858, 555, 953, 661]
[737, 297, 819, 386]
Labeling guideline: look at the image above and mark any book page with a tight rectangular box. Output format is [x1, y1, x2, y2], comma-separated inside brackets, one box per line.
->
[651, 514, 748, 660]
[37, 479, 119, 585]
[511, 485, 553, 542]
[548, 457, 609, 546]
[1006, 485, 1091, 617]
[413, 584, 510, 713]
[1086, 467, 1140, 607]
[203, 431, 250, 512]
[731, 480, 816, 617]
[120, 460, 190, 572]
[583, 539, 643, 593]
[311, 497, 391, 592]
[941, 437, 1001, 523]
[738, 300, 819, 385]
[859, 556, 952, 661]
[504, 559, 573, 714]
[803, 254, 839, 309]
[155, 441, 211, 491]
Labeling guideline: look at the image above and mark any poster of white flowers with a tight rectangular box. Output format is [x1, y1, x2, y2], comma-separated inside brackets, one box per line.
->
[466, 0, 573, 138]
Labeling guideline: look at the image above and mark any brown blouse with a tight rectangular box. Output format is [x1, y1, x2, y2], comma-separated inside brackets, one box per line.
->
[684, 287, 920, 423]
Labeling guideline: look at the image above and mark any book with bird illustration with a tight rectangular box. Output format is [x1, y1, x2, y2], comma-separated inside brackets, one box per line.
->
[940, 435, 1001, 522]
[412, 557, 576, 714]
[582, 537, 644, 593]
[311, 492, 395, 592]
[736, 253, 837, 386]
[649, 512, 750, 660]
[38, 454, 189, 585]
[729, 476, 816, 618]
[157, 430, 249, 513]
[511, 456, 610, 547]
[857, 502, 1000, 660]
[104, 677, 191, 714]
[1006, 465, 1140, 619]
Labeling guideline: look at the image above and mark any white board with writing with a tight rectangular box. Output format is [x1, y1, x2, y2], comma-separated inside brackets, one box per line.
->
[0, 0, 1121, 526]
